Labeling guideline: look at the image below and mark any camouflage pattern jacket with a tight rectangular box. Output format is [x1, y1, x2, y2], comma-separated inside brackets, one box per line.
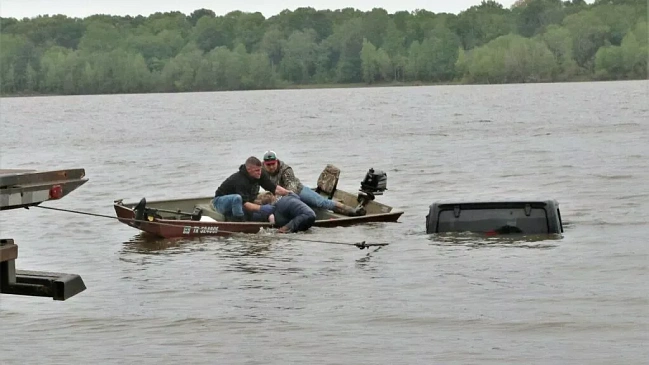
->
[267, 160, 304, 194]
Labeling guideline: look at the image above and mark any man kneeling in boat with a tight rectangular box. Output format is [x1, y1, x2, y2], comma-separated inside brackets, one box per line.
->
[261, 150, 365, 216]
[254, 192, 316, 233]
[212, 156, 290, 222]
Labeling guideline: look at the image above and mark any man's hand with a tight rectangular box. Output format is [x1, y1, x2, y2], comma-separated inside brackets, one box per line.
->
[275, 185, 290, 196]
[268, 214, 275, 225]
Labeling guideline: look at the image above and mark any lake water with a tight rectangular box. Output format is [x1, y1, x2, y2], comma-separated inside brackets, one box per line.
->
[1, 80, 648, 364]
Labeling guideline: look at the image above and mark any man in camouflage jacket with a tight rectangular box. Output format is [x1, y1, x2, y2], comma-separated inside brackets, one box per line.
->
[261, 151, 365, 217]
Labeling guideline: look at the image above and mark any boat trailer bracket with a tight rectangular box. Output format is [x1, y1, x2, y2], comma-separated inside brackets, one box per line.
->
[1, 168, 89, 301]
[1, 265, 87, 301]
[1, 240, 86, 301]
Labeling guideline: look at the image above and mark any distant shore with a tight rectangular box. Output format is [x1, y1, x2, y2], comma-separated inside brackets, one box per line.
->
[3, 78, 644, 98]
[2, 3, 646, 97]
[0, 80, 451, 97]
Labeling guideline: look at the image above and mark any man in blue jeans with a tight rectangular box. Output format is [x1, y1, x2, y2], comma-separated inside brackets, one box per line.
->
[254, 192, 316, 233]
[213, 156, 290, 221]
[261, 151, 365, 217]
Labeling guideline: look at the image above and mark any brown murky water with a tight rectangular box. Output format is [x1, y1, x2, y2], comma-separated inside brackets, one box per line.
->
[1, 80, 648, 364]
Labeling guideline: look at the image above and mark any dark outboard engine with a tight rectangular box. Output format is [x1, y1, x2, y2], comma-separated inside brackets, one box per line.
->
[357, 168, 388, 206]
[360, 168, 387, 195]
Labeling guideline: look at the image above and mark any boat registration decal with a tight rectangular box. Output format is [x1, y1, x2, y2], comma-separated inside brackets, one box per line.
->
[183, 226, 219, 234]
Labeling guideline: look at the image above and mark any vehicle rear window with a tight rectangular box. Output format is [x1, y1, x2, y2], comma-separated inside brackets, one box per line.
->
[436, 207, 549, 234]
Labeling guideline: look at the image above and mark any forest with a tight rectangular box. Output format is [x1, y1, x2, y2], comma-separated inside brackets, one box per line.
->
[0, 0, 646, 95]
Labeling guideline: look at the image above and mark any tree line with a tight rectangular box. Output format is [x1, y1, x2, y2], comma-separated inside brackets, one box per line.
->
[0, 0, 646, 95]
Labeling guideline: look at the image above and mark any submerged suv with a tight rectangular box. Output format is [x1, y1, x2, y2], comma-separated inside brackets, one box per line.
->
[426, 200, 563, 235]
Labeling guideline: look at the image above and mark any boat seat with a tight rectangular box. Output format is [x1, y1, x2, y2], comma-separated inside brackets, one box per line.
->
[316, 164, 340, 199]
[195, 203, 226, 222]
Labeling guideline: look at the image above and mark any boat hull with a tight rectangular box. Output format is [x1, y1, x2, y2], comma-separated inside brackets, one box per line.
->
[114, 204, 270, 238]
[113, 189, 403, 239]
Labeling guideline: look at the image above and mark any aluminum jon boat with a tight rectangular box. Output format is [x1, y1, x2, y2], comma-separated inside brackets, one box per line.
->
[113, 166, 403, 238]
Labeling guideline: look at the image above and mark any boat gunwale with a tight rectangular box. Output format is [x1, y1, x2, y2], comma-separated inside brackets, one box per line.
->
[113, 201, 404, 227]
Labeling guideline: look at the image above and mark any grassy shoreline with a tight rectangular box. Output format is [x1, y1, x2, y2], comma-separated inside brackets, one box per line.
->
[0, 81, 454, 98]
[0, 78, 640, 98]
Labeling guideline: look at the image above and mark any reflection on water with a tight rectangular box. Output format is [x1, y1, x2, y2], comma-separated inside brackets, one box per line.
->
[120, 229, 388, 276]
[354, 246, 385, 270]
[121, 231, 303, 275]
[120, 230, 279, 254]
[121, 234, 202, 254]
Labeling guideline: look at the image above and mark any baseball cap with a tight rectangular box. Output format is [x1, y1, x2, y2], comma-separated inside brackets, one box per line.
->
[263, 150, 277, 164]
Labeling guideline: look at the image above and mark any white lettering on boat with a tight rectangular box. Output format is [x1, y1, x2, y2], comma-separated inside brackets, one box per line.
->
[183, 226, 220, 234]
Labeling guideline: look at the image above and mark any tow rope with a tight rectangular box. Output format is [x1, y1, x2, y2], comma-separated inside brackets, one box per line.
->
[31, 205, 390, 250]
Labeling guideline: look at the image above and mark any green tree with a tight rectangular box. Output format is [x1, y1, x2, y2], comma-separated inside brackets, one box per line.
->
[562, 9, 610, 70]
[77, 21, 123, 53]
[245, 52, 277, 89]
[279, 29, 318, 83]
[143, 11, 192, 37]
[0, 34, 27, 92]
[234, 12, 266, 52]
[39, 46, 73, 93]
[591, 4, 638, 45]
[453, 1, 515, 49]
[258, 25, 285, 67]
[272, 7, 333, 41]
[381, 20, 407, 81]
[331, 18, 364, 82]
[188, 8, 216, 26]
[160, 43, 204, 91]
[360, 38, 379, 83]
[426, 26, 462, 81]
[513, 0, 566, 37]
[405, 40, 422, 81]
[361, 8, 390, 48]
[3, 15, 86, 49]
[192, 16, 228, 52]
[596, 21, 649, 79]
[461, 34, 557, 83]
[0, 34, 40, 93]
[541, 24, 581, 79]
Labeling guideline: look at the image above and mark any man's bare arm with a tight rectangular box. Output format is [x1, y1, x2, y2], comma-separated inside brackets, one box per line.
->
[243, 202, 262, 211]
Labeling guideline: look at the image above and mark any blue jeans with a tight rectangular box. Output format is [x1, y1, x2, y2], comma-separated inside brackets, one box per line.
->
[274, 194, 316, 232]
[298, 186, 336, 210]
[212, 194, 245, 218]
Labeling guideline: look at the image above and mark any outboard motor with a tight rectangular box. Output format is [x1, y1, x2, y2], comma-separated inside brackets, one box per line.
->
[360, 168, 387, 195]
[357, 168, 388, 206]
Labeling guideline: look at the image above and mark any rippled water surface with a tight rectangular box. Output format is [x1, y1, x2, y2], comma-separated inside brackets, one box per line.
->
[1, 80, 648, 364]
